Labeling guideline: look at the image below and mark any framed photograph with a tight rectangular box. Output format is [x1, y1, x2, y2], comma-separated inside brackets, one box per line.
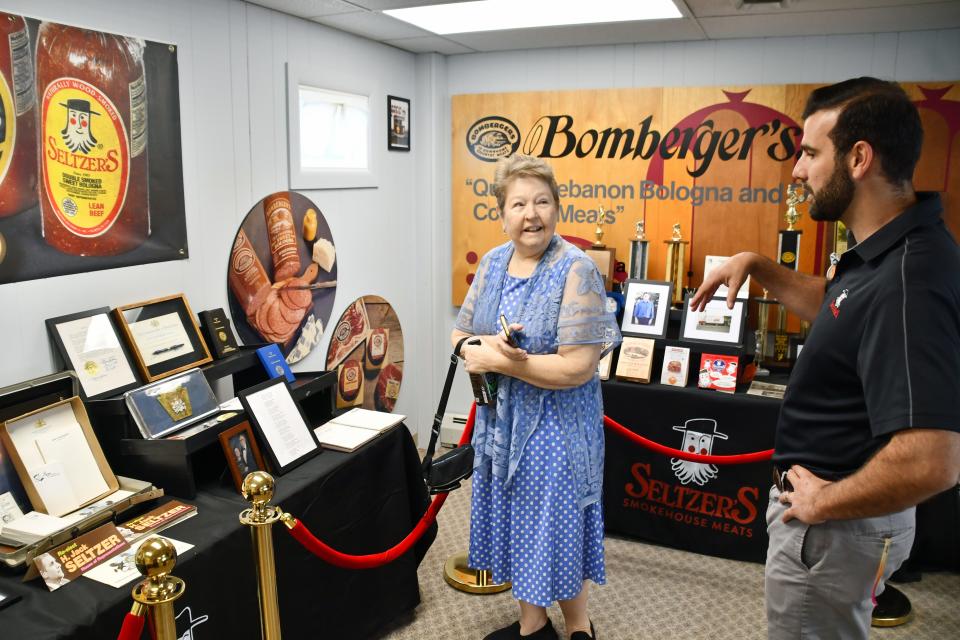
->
[621, 279, 673, 339]
[45, 308, 141, 400]
[218, 421, 266, 493]
[114, 294, 212, 382]
[387, 95, 410, 151]
[124, 368, 220, 440]
[680, 294, 748, 347]
[238, 377, 320, 475]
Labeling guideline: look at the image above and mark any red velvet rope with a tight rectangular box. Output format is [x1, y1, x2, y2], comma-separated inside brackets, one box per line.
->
[286, 403, 772, 570]
[603, 415, 773, 464]
[117, 611, 145, 640]
[285, 403, 477, 570]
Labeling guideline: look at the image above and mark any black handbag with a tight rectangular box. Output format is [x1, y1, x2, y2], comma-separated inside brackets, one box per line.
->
[421, 337, 480, 494]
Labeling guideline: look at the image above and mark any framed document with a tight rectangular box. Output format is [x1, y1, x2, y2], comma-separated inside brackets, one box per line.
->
[680, 294, 748, 347]
[124, 369, 220, 440]
[45, 308, 141, 400]
[114, 294, 212, 382]
[621, 279, 673, 339]
[218, 421, 266, 493]
[238, 377, 319, 475]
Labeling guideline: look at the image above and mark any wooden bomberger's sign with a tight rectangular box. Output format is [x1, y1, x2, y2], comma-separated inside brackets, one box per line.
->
[451, 84, 960, 305]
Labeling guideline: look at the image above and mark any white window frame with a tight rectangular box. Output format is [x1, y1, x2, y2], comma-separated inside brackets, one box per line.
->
[286, 63, 377, 190]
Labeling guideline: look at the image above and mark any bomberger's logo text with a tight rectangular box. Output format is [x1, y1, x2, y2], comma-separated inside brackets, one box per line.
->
[468, 113, 800, 176]
[467, 116, 521, 161]
[41, 77, 129, 237]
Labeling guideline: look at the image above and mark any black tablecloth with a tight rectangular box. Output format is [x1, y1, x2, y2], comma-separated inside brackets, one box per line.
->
[0, 424, 434, 639]
[602, 380, 780, 563]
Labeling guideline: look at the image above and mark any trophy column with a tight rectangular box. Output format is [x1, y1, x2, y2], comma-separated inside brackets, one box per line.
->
[663, 223, 689, 305]
[584, 206, 616, 291]
[628, 220, 649, 280]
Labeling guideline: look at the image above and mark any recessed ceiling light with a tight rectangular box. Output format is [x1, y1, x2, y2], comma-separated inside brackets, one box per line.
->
[384, 0, 682, 35]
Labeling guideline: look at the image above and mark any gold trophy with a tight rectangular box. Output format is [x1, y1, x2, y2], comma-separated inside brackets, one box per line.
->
[663, 223, 689, 305]
[585, 206, 616, 291]
[778, 183, 807, 271]
[628, 220, 650, 280]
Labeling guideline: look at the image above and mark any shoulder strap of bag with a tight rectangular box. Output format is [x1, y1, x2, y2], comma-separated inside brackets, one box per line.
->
[421, 336, 473, 475]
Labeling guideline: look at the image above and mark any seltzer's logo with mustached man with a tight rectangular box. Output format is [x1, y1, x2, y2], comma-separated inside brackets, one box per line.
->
[59, 98, 99, 154]
[671, 418, 728, 486]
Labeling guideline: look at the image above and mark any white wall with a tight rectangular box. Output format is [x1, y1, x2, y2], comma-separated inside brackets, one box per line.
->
[0, 0, 425, 433]
[433, 30, 960, 416]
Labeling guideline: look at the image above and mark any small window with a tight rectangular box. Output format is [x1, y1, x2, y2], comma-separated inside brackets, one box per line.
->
[298, 86, 369, 171]
[286, 64, 376, 190]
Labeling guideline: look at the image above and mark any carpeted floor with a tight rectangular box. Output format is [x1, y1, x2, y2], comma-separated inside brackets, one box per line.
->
[380, 478, 960, 640]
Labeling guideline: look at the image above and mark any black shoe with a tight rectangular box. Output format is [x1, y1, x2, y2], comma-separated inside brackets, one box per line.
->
[482, 618, 559, 640]
[569, 621, 596, 640]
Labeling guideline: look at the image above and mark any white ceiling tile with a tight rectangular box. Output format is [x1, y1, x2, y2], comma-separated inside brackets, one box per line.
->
[384, 35, 476, 54]
[312, 10, 434, 40]
[349, 0, 476, 9]
[247, 0, 360, 19]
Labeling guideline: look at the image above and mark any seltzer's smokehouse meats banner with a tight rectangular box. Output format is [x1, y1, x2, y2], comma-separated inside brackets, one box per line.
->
[0, 12, 186, 284]
[451, 84, 960, 305]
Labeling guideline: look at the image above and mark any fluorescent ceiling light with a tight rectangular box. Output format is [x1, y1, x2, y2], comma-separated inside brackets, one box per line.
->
[384, 0, 682, 35]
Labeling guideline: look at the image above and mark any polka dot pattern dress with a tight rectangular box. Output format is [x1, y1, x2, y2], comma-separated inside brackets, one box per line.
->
[468, 273, 606, 607]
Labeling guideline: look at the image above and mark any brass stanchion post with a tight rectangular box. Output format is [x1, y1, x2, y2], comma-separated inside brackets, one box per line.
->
[444, 551, 511, 595]
[240, 471, 284, 640]
[131, 537, 186, 640]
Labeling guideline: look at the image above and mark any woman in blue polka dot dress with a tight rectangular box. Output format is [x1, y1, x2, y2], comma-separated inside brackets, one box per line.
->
[453, 154, 621, 640]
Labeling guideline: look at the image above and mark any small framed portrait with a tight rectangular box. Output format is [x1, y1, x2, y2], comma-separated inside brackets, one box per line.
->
[387, 95, 410, 151]
[680, 294, 748, 347]
[45, 307, 142, 400]
[219, 421, 267, 493]
[114, 294, 212, 382]
[621, 279, 673, 339]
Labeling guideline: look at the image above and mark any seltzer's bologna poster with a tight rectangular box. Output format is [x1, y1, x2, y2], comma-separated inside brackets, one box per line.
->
[0, 11, 186, 284]
[451, 83, 960, 305]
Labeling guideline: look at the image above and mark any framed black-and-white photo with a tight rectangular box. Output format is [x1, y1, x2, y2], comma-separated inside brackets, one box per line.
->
[680, 294, 748, 347]
[219, 421, 266, 493]
[387, 95, 410, 151]
[621, 279, 673, 339]
[45, 308, 142, 400]
[238, 377, 319, 475]
[114, 294, 212, 382]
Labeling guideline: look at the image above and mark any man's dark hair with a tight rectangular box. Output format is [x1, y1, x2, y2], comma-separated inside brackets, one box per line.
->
[802, 77, 922, 185]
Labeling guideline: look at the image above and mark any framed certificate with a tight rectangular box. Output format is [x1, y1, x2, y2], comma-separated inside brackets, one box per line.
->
[45, 308, 141, 400]
[238, 377, 319, 475]
[680, 294, 748, 347]
[114, 294, 212, 382]
[124, 368, 220, 440]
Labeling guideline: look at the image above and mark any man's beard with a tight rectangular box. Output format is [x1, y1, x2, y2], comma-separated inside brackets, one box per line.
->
[809, 161, 855, 222]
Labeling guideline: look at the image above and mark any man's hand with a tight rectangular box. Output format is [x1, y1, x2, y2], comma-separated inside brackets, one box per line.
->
[780, 465, 832, 524]
[689, 252, 756, 312]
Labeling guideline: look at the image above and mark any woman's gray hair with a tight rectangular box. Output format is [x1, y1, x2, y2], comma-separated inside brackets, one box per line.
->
[491, 154, 560, 212]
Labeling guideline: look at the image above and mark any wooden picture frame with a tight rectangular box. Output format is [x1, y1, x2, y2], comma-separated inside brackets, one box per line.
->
[45, 307, 142, 400]
[679, 294, 748, 347]
[387, 95, 410, 151]
[238, 377, 320, 475]
[218, 421, 266, 493]
[113, 294, 212, 382]
[621, 279, 673, 339]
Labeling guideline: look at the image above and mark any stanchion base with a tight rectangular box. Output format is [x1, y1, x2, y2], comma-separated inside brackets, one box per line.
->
[872, 584, 913, 628]
[443, 552, 512, 594]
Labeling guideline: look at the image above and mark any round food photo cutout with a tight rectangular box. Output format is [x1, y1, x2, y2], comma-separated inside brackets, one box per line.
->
[227, 191, 337, 363]
[326, 296, 404, 413]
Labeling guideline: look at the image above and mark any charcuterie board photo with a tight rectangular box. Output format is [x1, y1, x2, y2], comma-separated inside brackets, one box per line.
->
[227, 191, 337, 364]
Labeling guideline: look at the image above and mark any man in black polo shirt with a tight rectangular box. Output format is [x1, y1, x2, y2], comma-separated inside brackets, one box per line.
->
[691, 77, 960, 639]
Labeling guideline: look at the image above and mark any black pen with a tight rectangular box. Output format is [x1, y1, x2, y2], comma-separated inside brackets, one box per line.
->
[152, 343, 185, 356]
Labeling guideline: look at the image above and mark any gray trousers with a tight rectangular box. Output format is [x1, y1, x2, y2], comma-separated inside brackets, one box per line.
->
[765, 487, 915, 640]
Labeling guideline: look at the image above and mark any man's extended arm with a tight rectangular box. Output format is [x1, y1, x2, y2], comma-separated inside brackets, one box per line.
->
[690, 252, 826, 322]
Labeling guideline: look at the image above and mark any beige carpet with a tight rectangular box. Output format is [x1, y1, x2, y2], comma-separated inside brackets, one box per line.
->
[380, 478, 960, 640]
